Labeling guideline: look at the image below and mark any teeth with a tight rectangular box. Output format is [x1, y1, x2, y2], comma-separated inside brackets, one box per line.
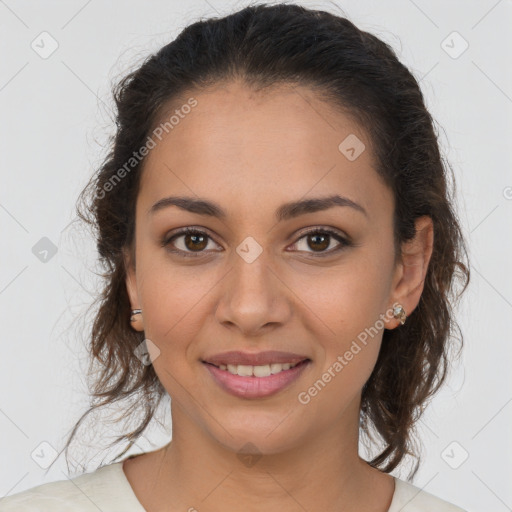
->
[236, 364, 253, 377]
[270, 363, 284, 374]
[254, 365, 271, 377]
[219, 361, 301, 377]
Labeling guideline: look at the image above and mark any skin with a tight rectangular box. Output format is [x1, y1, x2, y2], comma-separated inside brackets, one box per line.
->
[123, 79, 434, 512]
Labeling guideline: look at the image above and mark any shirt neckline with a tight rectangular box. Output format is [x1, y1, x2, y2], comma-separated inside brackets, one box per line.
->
[102, 457, 147, 511]
[111, 457, 402, 512]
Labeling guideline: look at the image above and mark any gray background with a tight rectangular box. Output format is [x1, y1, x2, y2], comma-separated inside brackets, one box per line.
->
[1, 1, 511, 511]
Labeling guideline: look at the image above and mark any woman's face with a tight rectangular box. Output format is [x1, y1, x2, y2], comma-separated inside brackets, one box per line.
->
[125, 80, 408, 455]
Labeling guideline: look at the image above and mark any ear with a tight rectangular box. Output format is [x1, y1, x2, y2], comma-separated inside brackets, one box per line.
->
[123, 249, 144, 332]
[387, 215, 434, 328]
[123, 247, 143, 331]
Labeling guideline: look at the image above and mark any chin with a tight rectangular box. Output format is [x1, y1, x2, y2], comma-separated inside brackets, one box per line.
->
[206, 410, 307, 457]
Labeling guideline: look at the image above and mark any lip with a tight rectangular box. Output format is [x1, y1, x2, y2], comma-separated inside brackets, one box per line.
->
[202, 350, 310, 366]
[203, 359, 311, 399]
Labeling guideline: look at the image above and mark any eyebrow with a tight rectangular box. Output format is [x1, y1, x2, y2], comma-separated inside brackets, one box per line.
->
[148, 194, 368, 221]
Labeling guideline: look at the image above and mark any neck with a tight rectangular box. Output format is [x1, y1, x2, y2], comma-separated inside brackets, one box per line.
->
[136, 399, 394, 512]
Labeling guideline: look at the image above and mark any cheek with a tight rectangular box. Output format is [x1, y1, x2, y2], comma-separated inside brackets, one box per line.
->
[135, 250, 219, 357]
[287, 257, 389, 397]
[296, 274, 386, 415]
[137, 260, 208, 398]
[289, 255, 391, 339]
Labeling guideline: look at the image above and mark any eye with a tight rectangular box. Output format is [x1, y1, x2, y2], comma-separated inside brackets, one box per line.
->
[162, 227, 220, 257]
[289, 227, 351, 257]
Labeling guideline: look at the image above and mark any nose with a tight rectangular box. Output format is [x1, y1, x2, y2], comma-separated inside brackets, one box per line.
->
[214, 247, 292, 337]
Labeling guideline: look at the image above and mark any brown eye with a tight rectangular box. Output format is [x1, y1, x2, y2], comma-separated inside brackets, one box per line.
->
[291, 228, 351, 256]
[163, 228, 219, 256]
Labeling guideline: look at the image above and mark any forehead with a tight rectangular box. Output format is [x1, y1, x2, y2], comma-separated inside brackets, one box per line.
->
[138, 80, 393, 223]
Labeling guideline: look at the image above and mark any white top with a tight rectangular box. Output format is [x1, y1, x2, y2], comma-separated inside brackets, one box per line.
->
[0, 459, 467, 511]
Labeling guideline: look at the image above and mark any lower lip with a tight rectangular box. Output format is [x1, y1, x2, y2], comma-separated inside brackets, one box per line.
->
[203, 360, 311, 399]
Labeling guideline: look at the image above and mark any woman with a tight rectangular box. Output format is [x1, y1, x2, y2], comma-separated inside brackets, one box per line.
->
[0, 3, 470, 511]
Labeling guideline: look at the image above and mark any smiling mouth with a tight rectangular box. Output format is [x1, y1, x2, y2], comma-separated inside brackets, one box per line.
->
[203, 359, 310, 377]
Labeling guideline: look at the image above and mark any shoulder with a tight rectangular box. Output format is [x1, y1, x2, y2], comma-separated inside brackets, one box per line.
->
[0, 461, 144, 512]
[388, 477, 467, 512]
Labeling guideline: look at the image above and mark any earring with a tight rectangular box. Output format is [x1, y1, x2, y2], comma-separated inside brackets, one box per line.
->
[130, 309, 144, 331]
[393, 304, 407, 325]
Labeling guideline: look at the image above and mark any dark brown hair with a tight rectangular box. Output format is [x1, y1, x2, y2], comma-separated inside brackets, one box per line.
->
[55, 2, 470, 479]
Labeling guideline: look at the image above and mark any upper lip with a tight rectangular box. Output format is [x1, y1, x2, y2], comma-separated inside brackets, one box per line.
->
[203, 350, 310, 367]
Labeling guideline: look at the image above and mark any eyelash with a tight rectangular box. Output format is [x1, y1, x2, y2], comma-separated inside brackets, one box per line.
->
[161, 226, 352, 258]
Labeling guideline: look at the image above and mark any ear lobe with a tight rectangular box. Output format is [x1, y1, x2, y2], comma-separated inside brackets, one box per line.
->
[392, 215, 434, 315]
